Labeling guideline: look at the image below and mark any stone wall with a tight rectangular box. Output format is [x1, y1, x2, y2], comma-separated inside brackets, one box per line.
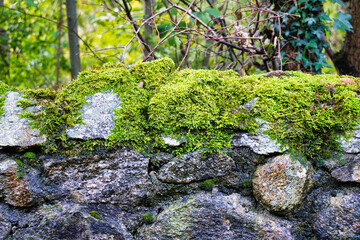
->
[0, 60, 359, 239]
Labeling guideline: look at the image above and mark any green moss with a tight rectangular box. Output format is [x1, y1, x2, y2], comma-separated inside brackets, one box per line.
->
[23, 152, 36, 159]
[89, 211, 101, 220]
[17, 58, 360, 161]
[130, 57, 175, 91]
[0, 81, 10, 117]
[143, 213, 154, 224]
[199, 178, 219, 191]
[239, 179, 252, 188]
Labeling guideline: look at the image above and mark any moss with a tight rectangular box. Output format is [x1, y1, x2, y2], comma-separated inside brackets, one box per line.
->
[199, 178, 219, 191]
[22, 152, 36, 159]
[17, 58, 360, 161]
[0, 81, 10, 117]
[130, 57, 175, 91]
[239, 179, 252, 188]
[89, 211, 101, 220]
[143, 213, 154, 224]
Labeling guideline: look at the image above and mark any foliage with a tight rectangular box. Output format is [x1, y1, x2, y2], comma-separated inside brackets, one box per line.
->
[22, 152, 36, 159]
[89, 211, 101, 220]
[143, 213, 154, 224]
[199, 178, 218, 191]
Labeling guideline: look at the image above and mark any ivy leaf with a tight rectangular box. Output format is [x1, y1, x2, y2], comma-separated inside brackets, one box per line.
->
[328, 0, 345, 7]
[333, 12, 352, 32]
[157, 24, 173, 38]
[203, 9, 221, 18]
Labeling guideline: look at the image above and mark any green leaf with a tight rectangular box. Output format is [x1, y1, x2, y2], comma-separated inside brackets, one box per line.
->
[191, 12, 211, 25]
[203, 9, 221, 18]
[169, 8, 177, 15]
[157, 24, 173, 38]
[333, 12, 352, 32]
[25, 0, 36, 7]
[329, 0, 345, 7]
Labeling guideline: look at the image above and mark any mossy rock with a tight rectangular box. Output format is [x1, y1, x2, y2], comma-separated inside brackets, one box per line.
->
[0, 81, 11, 116]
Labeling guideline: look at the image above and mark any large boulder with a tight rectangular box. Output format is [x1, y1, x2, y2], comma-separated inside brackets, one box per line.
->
[66, 91, 121, 139]
[312, 188, 360, 239]
[137, 192, 293, 240]
[252, 155, 314, 214]
[0, 91, 46, 147]
[157, 152, 235, 183]
[43, 149, 151, 205]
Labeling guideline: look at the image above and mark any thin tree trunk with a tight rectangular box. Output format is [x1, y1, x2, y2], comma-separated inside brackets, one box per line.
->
[0, 0, 9, 77]
[56, 0, 63, 89]
[66, 0, 81, 79]
[335, 0, 360, 76]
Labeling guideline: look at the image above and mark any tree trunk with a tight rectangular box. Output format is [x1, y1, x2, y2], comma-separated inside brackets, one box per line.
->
[335, 0, 360, 76]
[0, 0, 9, 77]
[66, 0, 81, 79]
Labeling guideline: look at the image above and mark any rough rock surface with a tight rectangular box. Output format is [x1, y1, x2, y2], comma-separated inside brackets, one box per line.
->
[252, 155, 314, 214]
[11, 202, 133, 240]
[43, 149, 151, 204]
[66, 91, 121, 139]
[0, 159, 45, 207]
[339, 125, 360, 153]
[157, 152, 235, 183]
[0, 91, 46, 146]
[331, 157, 360, 183]
[231, 119, 287, 155]
[313, 188, 360, 239]
[137, 192, 293, 240]
[161, 135, 186, 146]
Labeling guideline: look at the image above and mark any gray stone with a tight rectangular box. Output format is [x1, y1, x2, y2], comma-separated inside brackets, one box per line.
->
[12, 202, 133, 240]
[331, 158, 360, 183]
[252, 155, 314, 214]
[313, 188, 360, 239]
[137, 192, 293, 240]
[0, 159, 45, 207]
[43, 149, 151, 205]
[66, 91, 121, 139]
[340, 125, 360, 153]
[243, 97, 258, 111]
[0, 91, 46, 146]
[161, 135, 186, 146]
[231, 119, 287, 155]
[157, 152, 235, 183]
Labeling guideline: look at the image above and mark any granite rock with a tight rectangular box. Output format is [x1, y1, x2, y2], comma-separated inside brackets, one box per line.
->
[66, 91, 121, 139]
[252, 155, 314, 214]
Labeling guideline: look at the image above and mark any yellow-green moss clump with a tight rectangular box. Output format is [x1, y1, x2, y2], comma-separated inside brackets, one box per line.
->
[20, 58, 360, 159]
[0, 81, 10, 116]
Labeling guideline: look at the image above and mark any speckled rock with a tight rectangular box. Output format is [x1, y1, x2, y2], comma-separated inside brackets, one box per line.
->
[66, 91, 121, 139]
[0, 91, 46, 146]
[339, 125, 360, 153]
[252, 155, 314, 214]
[157, 152, 235, 183]
[43, 149, 151, 205]
[0, 159, 45, 207]
[231, 119, 287, 155]
[313, 188, 360, 239]
[11, 202, 133, 240]
[161, 135, 186, 146]
[137, 192, 293, 240]
[331, 157, 360, 183]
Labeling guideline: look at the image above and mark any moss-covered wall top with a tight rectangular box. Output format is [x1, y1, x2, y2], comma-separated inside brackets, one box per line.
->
[1, 58, 360, 161]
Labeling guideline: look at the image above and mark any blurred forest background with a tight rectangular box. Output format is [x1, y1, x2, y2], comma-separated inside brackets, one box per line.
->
[0, 0, 358, 89]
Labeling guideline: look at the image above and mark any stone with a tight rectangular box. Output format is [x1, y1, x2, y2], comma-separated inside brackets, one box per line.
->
[339, 125, 360, 153]
[66, 91, 121, 139]
[161, 135, 186, 146]
[11, 202, 133, 240]
[243, 97, 258, 111]
[43, 149, 151, 205]
[231, 119, 287, 155]
[331, 158, 360, 183]
[0, 91, 46, 147]
[137, 192, 293, 240]
[313, 188, 360, 239]
[157, 152, 235, 183]
[0, 159, 45, 207]
[252, 155, 314, 214]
